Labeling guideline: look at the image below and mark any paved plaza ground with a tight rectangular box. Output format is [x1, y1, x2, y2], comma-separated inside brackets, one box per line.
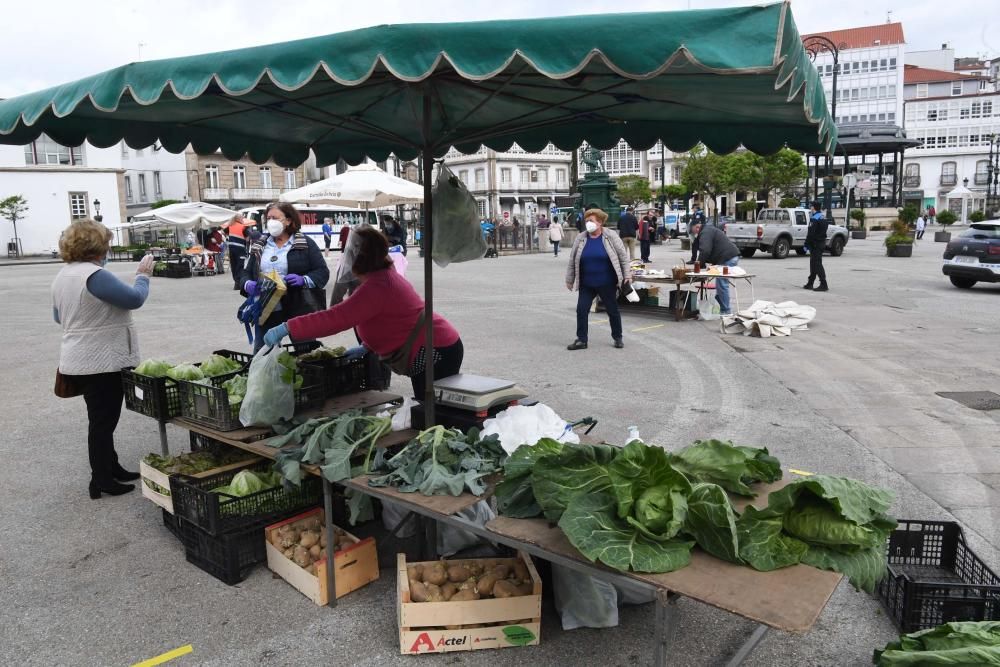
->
[1, 229, 998, 666]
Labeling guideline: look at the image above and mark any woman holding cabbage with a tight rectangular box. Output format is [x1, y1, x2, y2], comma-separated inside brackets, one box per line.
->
[262, 226, 463, 398]
[242, 203, 329, 351]
[51, 219, 155, 499]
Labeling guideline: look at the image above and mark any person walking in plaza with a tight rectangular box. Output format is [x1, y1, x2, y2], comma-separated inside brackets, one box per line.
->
[339, 221, 351, 252]
[262, 227, 463, 399]
[803, 201, 829, 292]
[927, 205, 936, 225]
[617, 206, 638, 260]
[915, 213, 926, 240]
[51, 219, 155, 499]
[691, 219, 740, 315]
[242, 202, 330, 351]
[638, 212, 655, 263]
[548, 218, 564, 257]
[565, 208, 630, 350]
[383, 215, 407, 255]
[321, 217, 334, 254]
[223, 214, 249, 290]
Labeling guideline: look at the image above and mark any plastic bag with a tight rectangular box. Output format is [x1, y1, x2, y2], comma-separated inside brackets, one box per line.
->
[239, 346, 295, 426]
[391, 396, 416, 431]
[431, 164, 487, 267]
[480, 404, 580, 455]
[379, 498, 495, 555]
[552, 566, 619, 630]
[697, 288, 721, 321]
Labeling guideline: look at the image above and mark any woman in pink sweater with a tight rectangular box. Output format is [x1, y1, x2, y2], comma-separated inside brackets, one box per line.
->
[263, 227, 462, 397]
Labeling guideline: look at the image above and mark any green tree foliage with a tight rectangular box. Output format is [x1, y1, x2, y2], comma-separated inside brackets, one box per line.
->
[779, 196, 801, 208]
[680, 145, 738, 219]
[615, 175, 653, 207]
[0, 195, 29, 257]
[897, 205, 919, 226]
[150, 199, 181, 209]
[936, 209, 957, 227]
[664, 184, 687, 201]
[969, 210, 986, 223]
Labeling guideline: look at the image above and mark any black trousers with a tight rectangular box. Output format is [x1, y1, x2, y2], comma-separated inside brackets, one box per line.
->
[808, 242, 826, 284]
[410, 338, 464, 399]
[640, 239, 652, 261]
[75, 372, 125, 484]
[577, 283, 623, 343]
[229, 248, 246, 287]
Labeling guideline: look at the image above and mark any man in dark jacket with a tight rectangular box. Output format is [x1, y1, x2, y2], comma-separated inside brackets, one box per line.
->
[804, 201, 829, 292]
[617, 206, 639, 260]
[692, 221, 740, 315]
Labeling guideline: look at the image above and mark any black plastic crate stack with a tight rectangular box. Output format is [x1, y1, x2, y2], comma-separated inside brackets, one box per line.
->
[877, 519, 1000, 632]
[302, 350, 391, 399]
[171, 460, 322, 585]
[123, 351, 250, 423]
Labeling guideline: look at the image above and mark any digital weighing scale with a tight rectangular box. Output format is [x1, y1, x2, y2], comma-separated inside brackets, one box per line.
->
[411, 373, 528, 430]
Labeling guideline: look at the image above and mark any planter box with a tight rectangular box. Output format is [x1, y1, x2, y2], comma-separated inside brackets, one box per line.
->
[851, 230, 867, 240]
[398, 552, 542, 655]
[934, 231, 952, 243]
[265, 508, 379, 605]
[886, 244, 913, 257]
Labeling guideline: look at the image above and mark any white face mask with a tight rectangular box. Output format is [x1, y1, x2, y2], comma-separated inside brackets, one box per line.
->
[585, 221, 598, 234]
[266, 219, 285, 237]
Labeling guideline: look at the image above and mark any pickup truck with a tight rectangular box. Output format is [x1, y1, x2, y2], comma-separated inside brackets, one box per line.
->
[724, 208, 849, 259]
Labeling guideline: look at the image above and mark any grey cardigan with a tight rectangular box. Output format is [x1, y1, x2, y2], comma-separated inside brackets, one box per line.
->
[565, 227, 630, 291]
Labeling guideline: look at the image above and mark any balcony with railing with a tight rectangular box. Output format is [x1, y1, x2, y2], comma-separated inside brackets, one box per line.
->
[903, 176, 921, 188]
[202, 188, 229, 200]
[231, 188, 283, 200]
[940, 174, 957, 186]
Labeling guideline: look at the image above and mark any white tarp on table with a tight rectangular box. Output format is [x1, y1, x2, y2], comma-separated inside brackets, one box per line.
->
[722, 300, 816, 337]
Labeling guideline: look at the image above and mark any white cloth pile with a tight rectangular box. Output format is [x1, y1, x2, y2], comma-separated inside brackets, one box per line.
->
[722, 300, 816, 337]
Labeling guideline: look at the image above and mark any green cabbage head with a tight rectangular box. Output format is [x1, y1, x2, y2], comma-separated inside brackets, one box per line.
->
[134, 359, 173, 378]
[632, 484, 688, 539]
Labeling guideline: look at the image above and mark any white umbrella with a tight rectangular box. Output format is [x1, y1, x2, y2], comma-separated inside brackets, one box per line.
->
[280, 163, 424, 208]
[129, 201, 236, 230]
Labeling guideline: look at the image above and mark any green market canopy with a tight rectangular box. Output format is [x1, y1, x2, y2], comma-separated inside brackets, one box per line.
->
[0, 1, 835, 165]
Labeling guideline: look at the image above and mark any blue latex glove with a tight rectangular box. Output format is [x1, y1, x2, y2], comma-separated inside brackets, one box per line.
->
[285, 273, 305, 287]
[244, 280, 258, 296]
[262, 323, 289, 348]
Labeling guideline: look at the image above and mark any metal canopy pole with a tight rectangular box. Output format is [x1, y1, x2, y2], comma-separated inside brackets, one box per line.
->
[323, 478, 338, 608]
[421, 90, 436, 428]
[157, 422, 169, 455]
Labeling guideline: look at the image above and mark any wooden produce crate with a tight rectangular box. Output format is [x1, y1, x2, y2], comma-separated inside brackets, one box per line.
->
[265, 508, 379, 605]
[140, 454, 260, 514]
[397, 552, 542, 655]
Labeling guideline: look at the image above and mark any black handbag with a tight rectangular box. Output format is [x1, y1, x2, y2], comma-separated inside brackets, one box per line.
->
[299, 286, 328, 313]
[54, 369, 82, 398]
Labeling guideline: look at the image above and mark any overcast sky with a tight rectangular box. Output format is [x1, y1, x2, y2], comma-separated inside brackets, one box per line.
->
[2, 0, 996, 99]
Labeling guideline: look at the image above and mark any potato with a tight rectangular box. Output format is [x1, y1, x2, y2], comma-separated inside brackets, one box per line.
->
[299, 530, 319, 549]
[450, 588, 480, 602]
[409, 580, 430, 603]
[447, 564, 471, 583]
[407, 564, 424, 583]
[512, 560, 529, 582]
[304, 516, 322, 531]
[283, 547, 295, 560]
[491, 563, 511, 580]
[317, 549, 326, 561]
[492, 580, 519, 598]
[441, 582, 458, 601]
[309, 544, 322, 561]
[457, 577, 477, 591]
[516, 582, 534, 596]
[293, 546, 311, 568]
[424, 562, 447, 586]
[278, 528, 300, 550]
[305, 563, 316, 576]
[476, 572, 499, 596]
[424, 583, 445, 602]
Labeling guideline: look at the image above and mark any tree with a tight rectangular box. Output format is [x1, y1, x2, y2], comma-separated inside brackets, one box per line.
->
[679, 145, 739, 220]
[936, 210, 957, 227]
[615, 175, 652, 208]
[755, 148, 808, 206]
[150, 199, 181, 209]
[0, 195, 29, 258]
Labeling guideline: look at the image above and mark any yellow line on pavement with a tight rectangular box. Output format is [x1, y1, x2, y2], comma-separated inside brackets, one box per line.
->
[632, 324, 665, 332]
[788, 468, 814, 477]
[590, 319, 608, 325]
[132, 645, 193, 667]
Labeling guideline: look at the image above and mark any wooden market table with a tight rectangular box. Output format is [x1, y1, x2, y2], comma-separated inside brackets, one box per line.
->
[171, 399, 839, 667]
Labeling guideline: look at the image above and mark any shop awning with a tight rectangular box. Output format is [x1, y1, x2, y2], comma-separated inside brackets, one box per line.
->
[0, 2, 835, 164]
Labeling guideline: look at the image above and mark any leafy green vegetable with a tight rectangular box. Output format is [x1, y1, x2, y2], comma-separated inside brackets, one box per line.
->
[874, 621, 1000, 666]
[211, 469, 281, 497]
[134, 358, 173, 378]
[493, 438, 565, 518]
[166, 363, 205, 382]
[222, 374, 248, 405]
[142, 449, 253, 476]
[276, 351, 303, 389]
[669, 439, 781, 496]
[682, 483, 741, 563]
[200, 353, 243, 377]
[297, 345, 347, 362]
[530, 443, 619, 523]
[559, 492, 694, 573]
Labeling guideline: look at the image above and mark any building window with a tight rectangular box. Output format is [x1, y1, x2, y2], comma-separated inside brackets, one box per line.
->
[530, 170, 539, 183]
[125, 176, 133, 202]
[474, 168, 485, 188]
[941, 162, 957, 186]
[205, 165, 219, 189]
[520, 168, 530, 184]
[138, 173, 147, 200]
[556, 168, 567, 185]
[904, 163, 920, 187]
[69, 192, 89, 220]
[260, 166, 272, 189]
[233, 165, 246, 189]
[952, 81, 963, 96]
[889, 57, 897, 70]
[458, 170, 469, 185]
[284, 168, 296, 189]
[500, 167, 512, 185]
[477, 200, 487, 217]
[23, 134, 83, 166]
[653, 166, 663, 182]
[916, 83, 928, 99]
[153, 171, 162, 197]
[975, 160, 989, 185]
[888, 112, 895, 122]
[672, 165, 684, 182]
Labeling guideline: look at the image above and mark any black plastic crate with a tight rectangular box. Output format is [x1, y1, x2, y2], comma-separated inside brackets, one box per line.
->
[177, 517, 266, 585]
[176, 370, 245, 431]
[162, 507, 181, 540]
[877, 519, 1000, 632]
[302, 350, 391, 398]
[363, 350, 392, 391]
[171, 459, 322, 536]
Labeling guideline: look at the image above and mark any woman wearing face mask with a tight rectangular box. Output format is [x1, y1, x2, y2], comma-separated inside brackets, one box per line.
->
[242, 202, 330, 351]
[51, 219, 156, 498]
[564, 208, 630, 350]
[261, 226, 462, 399]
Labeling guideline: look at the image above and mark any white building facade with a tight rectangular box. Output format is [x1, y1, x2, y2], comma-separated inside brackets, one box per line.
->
[0, 136, 125, 256]
[121, 143, 189, 218]
[903, 66, 999, 215]
[443, 144, 572, 223]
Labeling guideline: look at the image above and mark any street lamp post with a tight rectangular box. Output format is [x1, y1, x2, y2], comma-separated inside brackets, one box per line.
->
[93, 198, 103, 222]
[803, 35, 845, 222]
[986, 133, 999, 217]
[962, 177, 970, 224]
